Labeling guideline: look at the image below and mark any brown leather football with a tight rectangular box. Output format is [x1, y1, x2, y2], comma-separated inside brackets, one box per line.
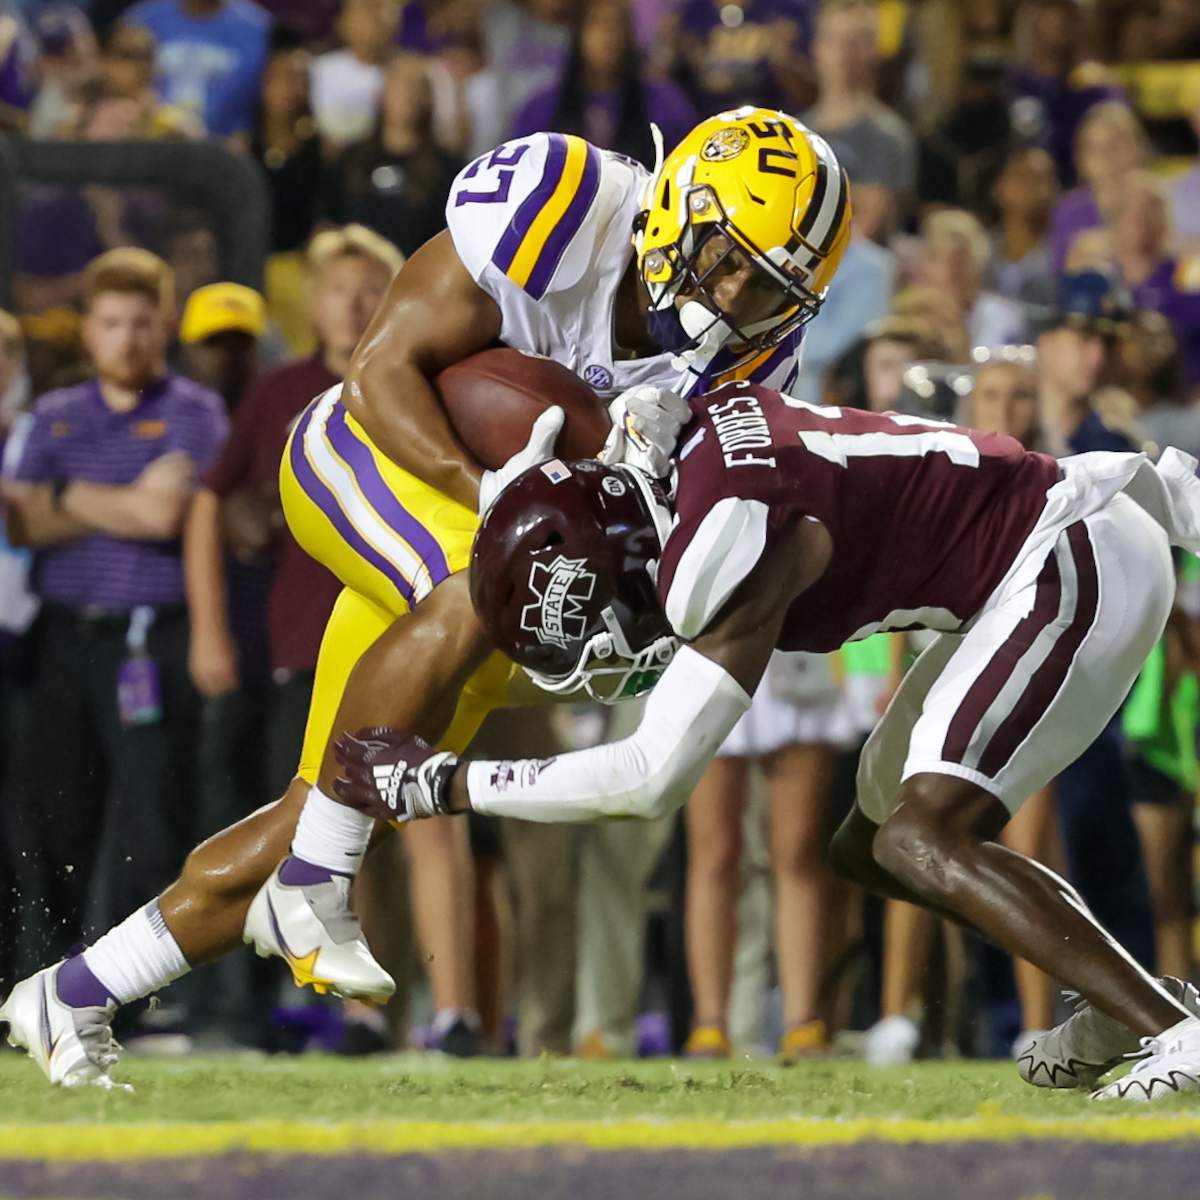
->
[434, 348, 611, 470]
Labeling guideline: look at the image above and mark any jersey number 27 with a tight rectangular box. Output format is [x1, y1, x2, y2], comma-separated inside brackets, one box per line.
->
[454, 144, 530, 207]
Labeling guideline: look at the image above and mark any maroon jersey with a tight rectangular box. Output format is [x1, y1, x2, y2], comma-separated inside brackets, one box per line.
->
[655, 385, 1063, 652]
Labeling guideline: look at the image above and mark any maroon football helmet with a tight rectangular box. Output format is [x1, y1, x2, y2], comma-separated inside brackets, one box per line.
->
[470, 458, 678, 702]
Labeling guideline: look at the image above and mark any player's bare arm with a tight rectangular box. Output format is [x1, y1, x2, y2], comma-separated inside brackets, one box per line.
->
[315, 572, 495, 798]
[688, 517, 831, 696]
[341, 231, 502, 511]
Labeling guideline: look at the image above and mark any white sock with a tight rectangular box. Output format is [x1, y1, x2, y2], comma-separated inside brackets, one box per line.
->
[290, 785, 373, 874]
[84, 901, 189, 1005]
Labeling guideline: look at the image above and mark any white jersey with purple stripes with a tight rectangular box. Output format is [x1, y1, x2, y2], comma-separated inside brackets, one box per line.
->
[444, 131, 805, 401]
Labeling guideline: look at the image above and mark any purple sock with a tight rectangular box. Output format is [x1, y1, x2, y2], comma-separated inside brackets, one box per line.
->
[56, 953, 116, 1009]
[278, 855, 353, 886]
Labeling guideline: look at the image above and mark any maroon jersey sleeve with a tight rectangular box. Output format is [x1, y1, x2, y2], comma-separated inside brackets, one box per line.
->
[657, 384, 1062, 651]
[657, 385, 814, 639]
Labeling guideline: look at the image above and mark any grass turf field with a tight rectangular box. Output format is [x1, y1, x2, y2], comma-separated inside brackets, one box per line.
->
[3, 1052, 1200, 1128]
[2, 1054, 1199, 1199]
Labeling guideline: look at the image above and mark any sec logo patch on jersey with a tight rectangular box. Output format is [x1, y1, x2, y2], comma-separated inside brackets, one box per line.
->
[584, 363, 613, 390]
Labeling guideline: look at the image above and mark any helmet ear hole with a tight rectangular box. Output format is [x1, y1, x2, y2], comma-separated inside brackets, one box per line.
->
[541, 531, 564, 549]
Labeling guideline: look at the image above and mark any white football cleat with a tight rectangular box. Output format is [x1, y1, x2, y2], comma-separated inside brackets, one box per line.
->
[0, 963, 127, 1090]
[243, 857, 395, 1003]
[1011, 1029, 1047, 1061]
[864, 1014, 920, 1067]
[1016, 977, 1200, 1090]
[1091, 1015, 1200, 1101]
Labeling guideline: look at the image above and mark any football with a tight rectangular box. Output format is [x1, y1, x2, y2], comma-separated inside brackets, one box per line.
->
[434, 347, 611, 470]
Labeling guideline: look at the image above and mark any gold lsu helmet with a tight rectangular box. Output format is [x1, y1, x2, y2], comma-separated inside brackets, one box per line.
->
[634, 106, 852, 354]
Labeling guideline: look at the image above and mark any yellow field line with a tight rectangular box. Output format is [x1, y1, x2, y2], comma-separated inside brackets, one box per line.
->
[2, 1116, 1200, 1160]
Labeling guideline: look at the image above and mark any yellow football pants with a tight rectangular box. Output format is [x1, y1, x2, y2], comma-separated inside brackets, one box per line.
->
[279, 386, 512, 784]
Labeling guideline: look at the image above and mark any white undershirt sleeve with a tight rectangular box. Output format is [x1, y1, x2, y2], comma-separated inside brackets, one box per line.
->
[466, 646, 752, 823]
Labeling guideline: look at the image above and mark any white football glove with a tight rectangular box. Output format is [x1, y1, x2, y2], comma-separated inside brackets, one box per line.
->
[599, 385, 689, 478]
[477, 405, 565, 515]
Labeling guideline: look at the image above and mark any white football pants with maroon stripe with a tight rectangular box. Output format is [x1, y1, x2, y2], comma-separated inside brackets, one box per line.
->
[856, 447, 1200, 821]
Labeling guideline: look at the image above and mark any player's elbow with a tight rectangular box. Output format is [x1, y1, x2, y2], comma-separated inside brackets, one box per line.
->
[629, 786, 685, 823]
[339, 367, 375, 427]
[618, 756, 692, 822]
[343, 351, 417, 428]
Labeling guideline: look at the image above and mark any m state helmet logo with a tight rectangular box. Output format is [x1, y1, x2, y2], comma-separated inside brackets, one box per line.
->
[520, 555, 596, 650]
[700, 127, 749, 162]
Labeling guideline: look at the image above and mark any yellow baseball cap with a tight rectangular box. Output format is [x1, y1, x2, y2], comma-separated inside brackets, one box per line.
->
[179, 282, 267, 344]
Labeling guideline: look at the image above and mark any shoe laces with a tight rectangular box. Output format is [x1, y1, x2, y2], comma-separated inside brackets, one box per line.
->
[1125, 1029, 1185, 1069]
[75, 1001, 121, 1071]
[308, 876, 363, 945]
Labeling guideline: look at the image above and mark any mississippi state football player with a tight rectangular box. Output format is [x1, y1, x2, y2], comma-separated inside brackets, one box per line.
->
[336, 389, 1200, 1100]
[0, 108, 852, 1087]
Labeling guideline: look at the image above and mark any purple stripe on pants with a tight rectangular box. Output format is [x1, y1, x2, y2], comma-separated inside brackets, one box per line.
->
[324, 406, 452, 585]
[492, 133, 569, 275]
[524, 140, 602, 300]
[288, 403, 416, 607]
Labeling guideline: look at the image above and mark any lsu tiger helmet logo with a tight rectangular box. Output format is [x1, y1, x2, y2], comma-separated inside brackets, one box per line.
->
[634, 106, 852, 364]
[700, 127, 750, 162]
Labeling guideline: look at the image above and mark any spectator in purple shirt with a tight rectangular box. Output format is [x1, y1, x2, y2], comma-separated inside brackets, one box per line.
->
[1107, 173, 1200, 393]
[27, 6, 100, 139]
[0, 12, 38, 132]
[1168, 101, 1200, 254]
[1007, 0, 1123, 186]
[664, 0, 812, 116]
[510, 0, 696, 167]
[1, 248, 228, 965]
[1048, 101, 1149, 277]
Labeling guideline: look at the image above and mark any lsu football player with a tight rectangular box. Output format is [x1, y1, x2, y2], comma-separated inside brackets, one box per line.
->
[0, 107, 851, 1087]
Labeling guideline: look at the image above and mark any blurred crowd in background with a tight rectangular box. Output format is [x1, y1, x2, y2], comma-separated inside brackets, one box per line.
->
[0, 0, 1199, 1064]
